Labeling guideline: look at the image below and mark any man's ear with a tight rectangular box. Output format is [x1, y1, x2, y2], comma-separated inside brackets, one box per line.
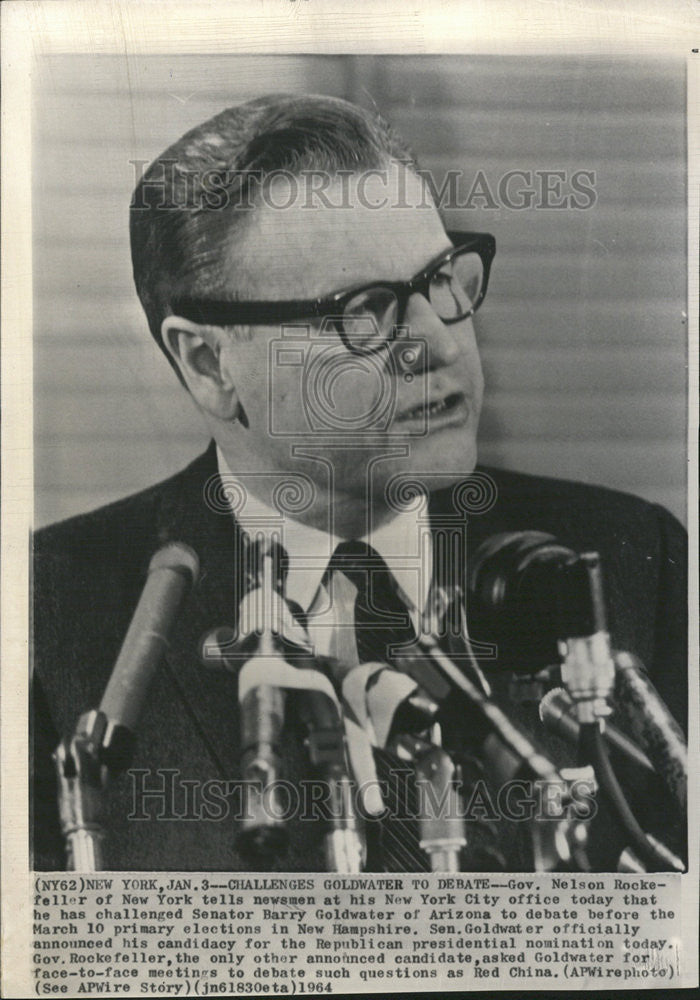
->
[161, 316, 241, 420]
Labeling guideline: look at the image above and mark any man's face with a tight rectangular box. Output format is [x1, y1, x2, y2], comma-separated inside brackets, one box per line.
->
[217, 164, 484, 503]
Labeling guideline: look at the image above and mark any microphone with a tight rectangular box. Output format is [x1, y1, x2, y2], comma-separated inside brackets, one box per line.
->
[470, 533, 685, 870]
[238, 677, 288, 857]
[469, 532, 615, 723]
[72, 541, 199, 769]
[390, 588, 564, 786]
[54, 541, 199, 870]
[205, 538, 296, 858]
[391, 631, 594, 871]
[202, 538, 365, 869]
[468, 531, 583, 675]
[100, 542, 200, 733]
[389, 582, 597, 870]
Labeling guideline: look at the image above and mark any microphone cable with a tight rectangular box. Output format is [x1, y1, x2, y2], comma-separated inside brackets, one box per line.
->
[577, 721, 684, 872]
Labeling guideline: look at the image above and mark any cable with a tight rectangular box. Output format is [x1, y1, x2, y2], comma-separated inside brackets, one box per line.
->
[578, 722, 683, 872]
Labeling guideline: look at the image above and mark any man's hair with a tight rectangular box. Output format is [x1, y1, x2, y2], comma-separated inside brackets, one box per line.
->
[129, 93, 417, 370]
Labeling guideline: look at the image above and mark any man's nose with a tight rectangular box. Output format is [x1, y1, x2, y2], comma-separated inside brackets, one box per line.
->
[399, 291, 471, 369]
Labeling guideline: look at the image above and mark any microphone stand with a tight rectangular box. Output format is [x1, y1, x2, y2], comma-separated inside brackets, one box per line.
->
[297, 690, 364, 873]
[388, 597, 594, 872]
[390, 731, 467, 872]
[553, 554, 685, 872]
[53, 713, 114, 872]
[54, 710, 151, 872]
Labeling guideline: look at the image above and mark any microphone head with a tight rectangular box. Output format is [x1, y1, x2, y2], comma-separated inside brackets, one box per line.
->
[468, 531, 576, 675]
[148, 542, 200, 584]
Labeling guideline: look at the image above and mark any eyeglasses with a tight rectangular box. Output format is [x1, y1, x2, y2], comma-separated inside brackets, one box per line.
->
[172, 230, 496, 356]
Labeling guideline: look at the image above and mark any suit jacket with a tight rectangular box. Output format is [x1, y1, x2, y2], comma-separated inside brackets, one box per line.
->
[32, 442, 687, 871]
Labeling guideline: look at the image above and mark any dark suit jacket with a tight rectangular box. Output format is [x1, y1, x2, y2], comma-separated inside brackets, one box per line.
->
[32, 442, 687, 871]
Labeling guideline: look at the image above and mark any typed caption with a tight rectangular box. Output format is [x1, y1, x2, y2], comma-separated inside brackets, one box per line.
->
[30, 872, 687, 995]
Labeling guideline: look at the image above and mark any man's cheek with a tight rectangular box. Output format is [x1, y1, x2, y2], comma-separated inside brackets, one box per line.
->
[332, 374, 389, 426]
[337, 387, 379, 424]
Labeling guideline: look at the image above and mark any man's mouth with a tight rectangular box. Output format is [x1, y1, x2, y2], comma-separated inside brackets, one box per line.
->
[395, 391, 468, 426]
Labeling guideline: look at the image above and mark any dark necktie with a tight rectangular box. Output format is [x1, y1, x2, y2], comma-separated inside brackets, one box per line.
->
[325, 541, 430, 871]
[326, 540, 417, 665]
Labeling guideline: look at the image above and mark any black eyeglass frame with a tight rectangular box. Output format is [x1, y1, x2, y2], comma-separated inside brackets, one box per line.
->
[171, 230, 496, 354]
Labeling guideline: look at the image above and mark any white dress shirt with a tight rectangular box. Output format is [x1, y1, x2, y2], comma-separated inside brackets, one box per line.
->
[216, 448, 433, 623]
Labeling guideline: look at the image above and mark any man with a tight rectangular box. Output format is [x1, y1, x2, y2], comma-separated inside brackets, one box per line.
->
[32, 94, 687, 872]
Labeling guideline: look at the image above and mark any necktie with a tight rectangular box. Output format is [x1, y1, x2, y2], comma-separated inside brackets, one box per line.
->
[326, 540, 417, 666]
[325, 541, 430, 871]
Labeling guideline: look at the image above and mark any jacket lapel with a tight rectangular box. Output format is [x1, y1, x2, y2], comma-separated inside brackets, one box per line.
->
[153, 442, 250, 781]
[427, 468, 504, 596]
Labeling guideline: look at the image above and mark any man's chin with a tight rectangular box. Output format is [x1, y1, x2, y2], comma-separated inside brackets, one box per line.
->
[401, 431, 478, 483]
[360, 435, 479, 504]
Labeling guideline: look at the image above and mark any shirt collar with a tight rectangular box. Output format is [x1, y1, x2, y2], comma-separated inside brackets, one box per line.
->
[216, 447, 432, 614]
